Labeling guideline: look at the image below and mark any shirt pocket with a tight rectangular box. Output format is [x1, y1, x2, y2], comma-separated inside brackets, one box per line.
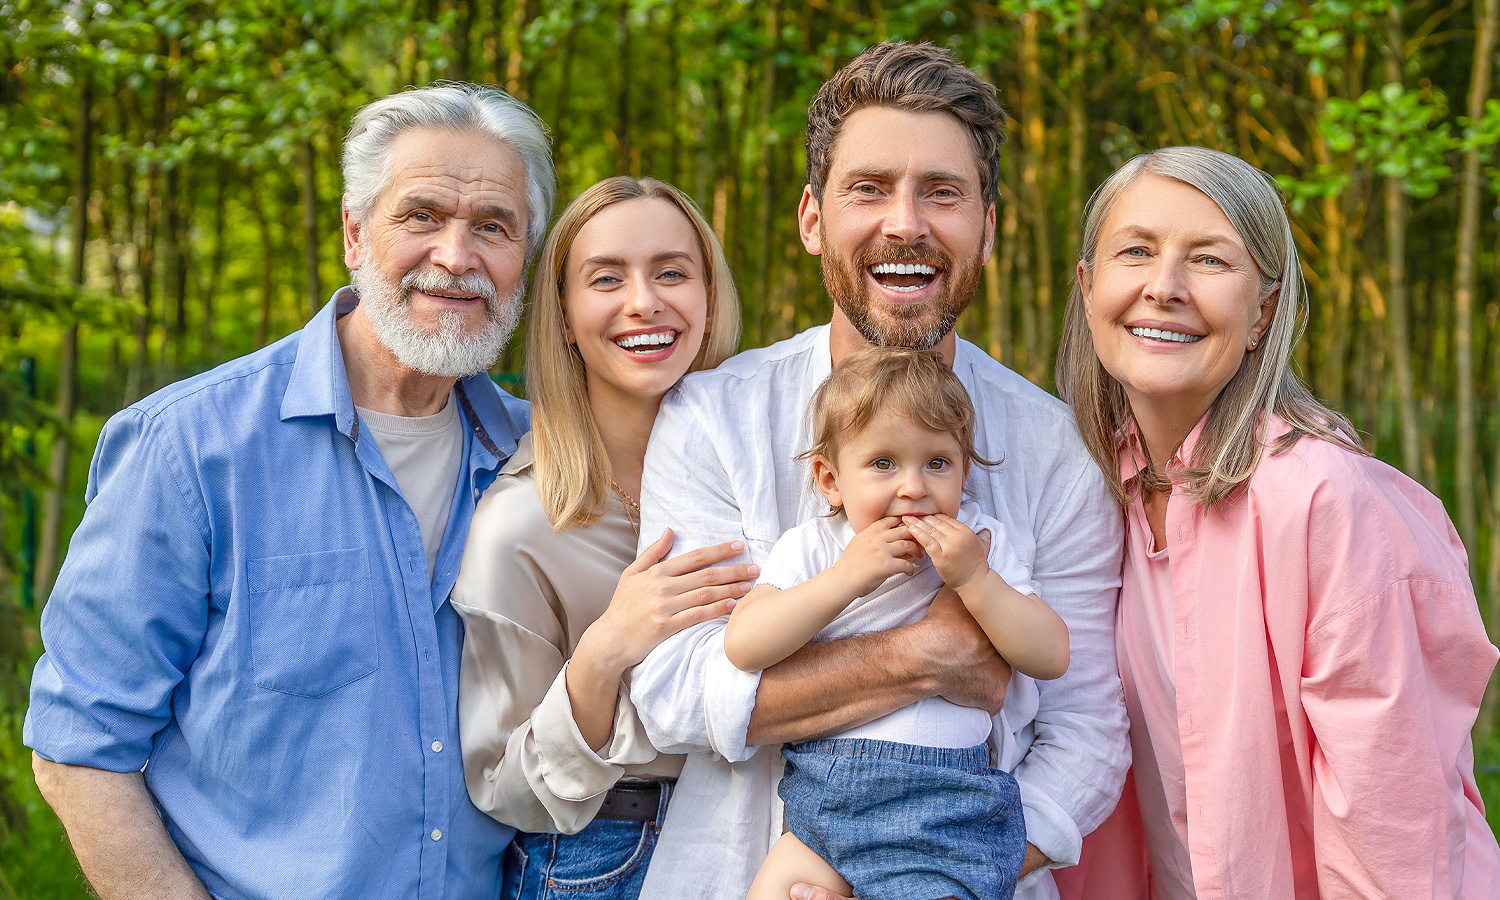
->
[247, 548, 379, 698]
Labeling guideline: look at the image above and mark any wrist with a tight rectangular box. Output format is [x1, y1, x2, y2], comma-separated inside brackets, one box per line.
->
[823, 561, 873, 599]
[571, 626, 631, 686]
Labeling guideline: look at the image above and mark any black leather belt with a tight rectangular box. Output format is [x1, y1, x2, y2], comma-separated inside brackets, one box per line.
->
[596, 778, 673, 822]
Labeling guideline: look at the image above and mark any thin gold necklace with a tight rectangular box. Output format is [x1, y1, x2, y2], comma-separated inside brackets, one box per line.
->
[610, 480, 641, 536]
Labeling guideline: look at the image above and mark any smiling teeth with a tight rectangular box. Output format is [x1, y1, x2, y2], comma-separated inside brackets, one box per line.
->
[616, 332, 676, 349]
[870, 263, 937, 275]
[1130, 327, 1202, 343]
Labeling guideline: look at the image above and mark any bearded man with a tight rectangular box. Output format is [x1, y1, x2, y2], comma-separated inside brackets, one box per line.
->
[26, 83, 552, 900]
[629, 42, 1129, 900]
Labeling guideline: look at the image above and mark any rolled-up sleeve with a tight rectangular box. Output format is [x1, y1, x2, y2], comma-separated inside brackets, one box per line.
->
[454, 502, 659, 835]
[25, 409, 212, 771]
[1012, 458, 1131, 875]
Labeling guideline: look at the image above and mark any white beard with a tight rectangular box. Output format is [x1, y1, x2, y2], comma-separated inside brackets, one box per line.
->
[351, 263, 523, 378]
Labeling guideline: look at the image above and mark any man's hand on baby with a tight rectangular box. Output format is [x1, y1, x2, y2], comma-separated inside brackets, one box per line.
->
[832, 517, 918, 596]
[903, 514, 987, 590]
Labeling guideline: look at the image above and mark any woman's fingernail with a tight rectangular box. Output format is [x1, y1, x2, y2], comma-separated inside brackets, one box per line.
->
[790, 887, 813, 900]
[748, 564, 760, 576]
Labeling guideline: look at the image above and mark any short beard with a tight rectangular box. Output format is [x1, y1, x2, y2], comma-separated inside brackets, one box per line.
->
[821, 234, 983, 351]
[352, 263, 523, 378]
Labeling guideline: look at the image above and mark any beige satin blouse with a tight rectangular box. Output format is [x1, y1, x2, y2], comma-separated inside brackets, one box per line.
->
[452, 433, 683, 835]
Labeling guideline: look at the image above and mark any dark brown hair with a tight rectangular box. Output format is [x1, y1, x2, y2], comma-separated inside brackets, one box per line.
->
[805, 41, 1006, 209]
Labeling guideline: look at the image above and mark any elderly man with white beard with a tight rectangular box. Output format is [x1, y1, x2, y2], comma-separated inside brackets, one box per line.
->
[25, 83, 551, 900]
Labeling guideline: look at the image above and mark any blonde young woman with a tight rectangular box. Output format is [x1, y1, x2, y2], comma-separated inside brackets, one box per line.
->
[451, 176, 746, 900]
[1053, 146, 1500, 899]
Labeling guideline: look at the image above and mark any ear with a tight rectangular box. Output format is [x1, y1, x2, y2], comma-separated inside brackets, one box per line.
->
[798, 186, 823, 256]
[1077, 260, 1094, 322]
[342, 198, 364, 270]
[1250, 280, 1280, 347]
[811, 454, 842, 509]
[981, 202, 996, 265]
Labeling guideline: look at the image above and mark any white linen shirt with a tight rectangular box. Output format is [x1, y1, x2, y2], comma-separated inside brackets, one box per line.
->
[630, 324, 1129, 900]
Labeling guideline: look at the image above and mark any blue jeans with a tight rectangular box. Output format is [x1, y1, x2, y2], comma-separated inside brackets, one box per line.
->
[499, 782, 670, 900]
[779, 738, 1025, 900]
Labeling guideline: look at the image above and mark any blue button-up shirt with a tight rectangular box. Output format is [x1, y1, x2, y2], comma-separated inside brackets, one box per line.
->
[26, 288, 528, 900]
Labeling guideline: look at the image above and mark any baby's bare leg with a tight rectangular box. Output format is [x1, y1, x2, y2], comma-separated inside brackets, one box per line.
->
[745, 832, 853, 900]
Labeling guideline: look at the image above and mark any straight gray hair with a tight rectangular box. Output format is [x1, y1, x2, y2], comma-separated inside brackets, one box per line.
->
[342, 83, 555, 262]
[1056, 146, 1365, 508]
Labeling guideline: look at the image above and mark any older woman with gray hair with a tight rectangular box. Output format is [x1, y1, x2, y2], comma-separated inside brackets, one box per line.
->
[1053, 146, 1499, 899]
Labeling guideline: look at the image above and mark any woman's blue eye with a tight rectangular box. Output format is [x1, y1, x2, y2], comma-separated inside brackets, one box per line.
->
[1125, 247, 1146, 258]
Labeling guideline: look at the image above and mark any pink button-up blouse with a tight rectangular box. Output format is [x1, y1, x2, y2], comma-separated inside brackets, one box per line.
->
[1060, 417, 1500, 900]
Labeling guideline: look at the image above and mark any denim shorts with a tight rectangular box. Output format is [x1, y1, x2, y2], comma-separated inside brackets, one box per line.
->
[500, 781, 671, 900]
[779, 738, 1025, 900]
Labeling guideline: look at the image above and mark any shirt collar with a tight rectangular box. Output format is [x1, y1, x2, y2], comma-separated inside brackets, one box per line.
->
[280, 286, 525, 460]
[1116, 412, 1211, 484]
[281, 287, 360, 435]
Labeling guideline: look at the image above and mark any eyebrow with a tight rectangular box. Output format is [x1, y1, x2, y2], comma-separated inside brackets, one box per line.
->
[391, 194, 520, 228]
[842, 167, 976, 188]
[578, 250, 697, 269]
[1111, 224, 1242, 249]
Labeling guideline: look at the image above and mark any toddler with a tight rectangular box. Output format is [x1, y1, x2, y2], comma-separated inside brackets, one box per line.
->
[723, 346, 1070, 900]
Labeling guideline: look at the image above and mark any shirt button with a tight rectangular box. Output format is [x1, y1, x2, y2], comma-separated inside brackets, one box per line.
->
[431, 740, 443, 753]
[431, 829, 442, 841]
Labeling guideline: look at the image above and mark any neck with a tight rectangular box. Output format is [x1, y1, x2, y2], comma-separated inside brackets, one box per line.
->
[828, 307, 958, 368]
[587, 380, 661, 499]
[338, 305, 459, 417]
[1130, 398, 1212, 477]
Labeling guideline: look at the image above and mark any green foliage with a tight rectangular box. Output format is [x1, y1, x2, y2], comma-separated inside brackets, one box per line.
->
[1322, 82, 1457, 197]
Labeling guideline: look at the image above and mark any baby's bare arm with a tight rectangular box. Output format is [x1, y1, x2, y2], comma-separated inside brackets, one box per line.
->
[724, 518, 916, 672]
[958, 571, 1069, 680]
[905, 514, 1069, 680]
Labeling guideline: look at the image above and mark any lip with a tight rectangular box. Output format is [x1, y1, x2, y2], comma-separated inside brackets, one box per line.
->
[611, 326, 683, 361]
[412, 289, 483, 307]
[1125, 320, 1204, 346]
[865, 267, 944, 304]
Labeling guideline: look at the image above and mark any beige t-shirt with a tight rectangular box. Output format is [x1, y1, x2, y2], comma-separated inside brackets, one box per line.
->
[356, 391, 463, 578]
[451, 433, 683, 834]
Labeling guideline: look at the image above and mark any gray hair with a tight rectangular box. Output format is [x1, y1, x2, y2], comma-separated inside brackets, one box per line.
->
[1056, 146, 1363, 508]
[342, 83, 555, 262]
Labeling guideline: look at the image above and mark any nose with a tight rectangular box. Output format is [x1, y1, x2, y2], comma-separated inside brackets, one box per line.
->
[881, 189, 930, 245]
[1142, 256, 1187, 305]
[896, 467, 930, 500]
[428, 223, 480, 276]
[622, 277, 665, 318]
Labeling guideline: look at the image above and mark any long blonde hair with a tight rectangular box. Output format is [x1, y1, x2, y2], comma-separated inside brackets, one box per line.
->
[528, 176, 741, 529]
[1055, 146, 1364, 509]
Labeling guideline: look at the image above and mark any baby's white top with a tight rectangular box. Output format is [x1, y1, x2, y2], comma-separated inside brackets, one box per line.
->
[757, 503, 1041, 760]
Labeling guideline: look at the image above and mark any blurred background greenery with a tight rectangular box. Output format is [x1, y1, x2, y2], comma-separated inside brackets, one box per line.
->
[5, 0, 1500, 893]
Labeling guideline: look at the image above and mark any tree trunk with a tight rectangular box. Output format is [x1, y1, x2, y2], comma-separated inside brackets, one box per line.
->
[301, 139, 322, 319]
[201, 161, 228, 362]
[1453, 0, 1495, 555]
[35, 62, 93, 607]
[247, 170, 278, 349]
[1019, 11, 1052, 385]
[1381, 8, 1422, 480]
[448, 0, 475, 81]
[613, 0, 633, 175]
